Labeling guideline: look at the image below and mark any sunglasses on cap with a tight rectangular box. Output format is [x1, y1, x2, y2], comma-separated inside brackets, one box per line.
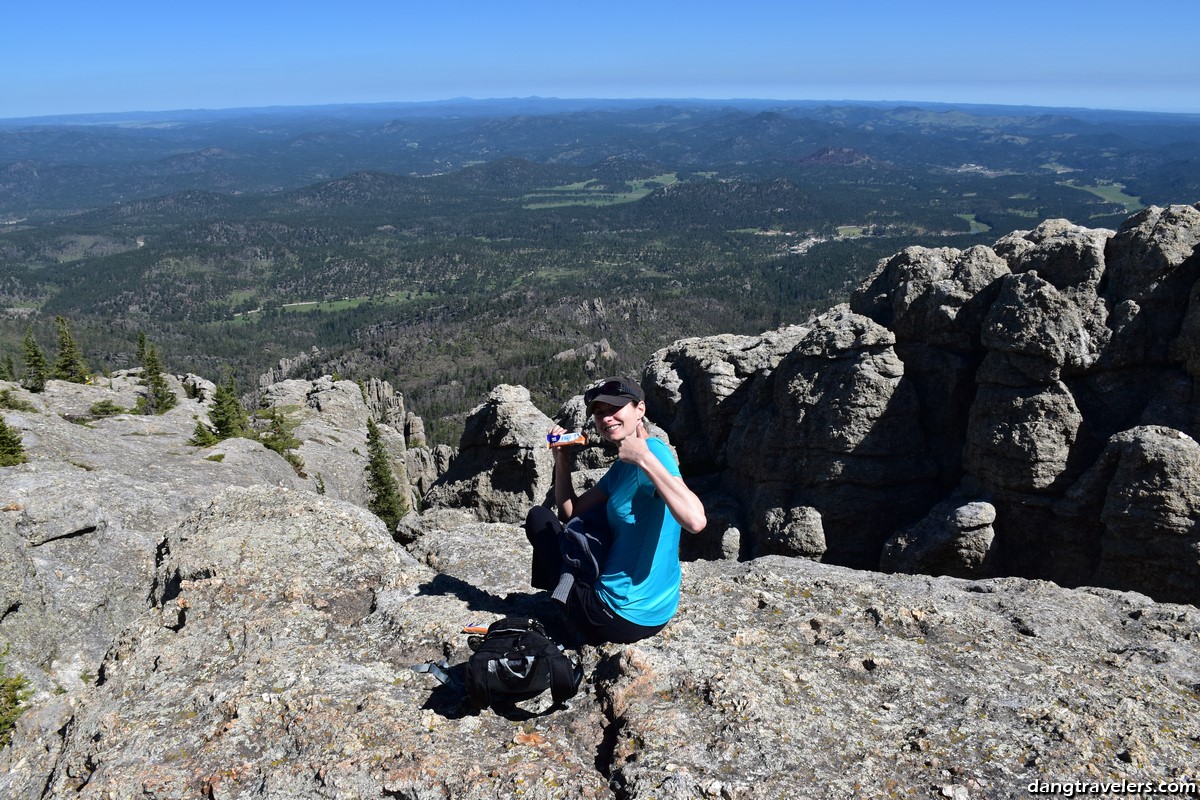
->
[583, 379, 643, 409]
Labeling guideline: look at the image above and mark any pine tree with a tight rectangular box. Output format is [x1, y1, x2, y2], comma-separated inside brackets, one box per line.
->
[51, 316, 88, 383]
[259, 405, 300, 455]
[135, 331, 147, 364]
[189, 418, 219, 447]
[20, 328, 47, 394]
[139, 343, 177, 415]
[0, 354, 13, 382]
[0, 416, 26, 467]
[209, 371, 248, 440]
[365, 418, 407, 532]
[1, 647, 32, 749]
[259, 404, 306, 477]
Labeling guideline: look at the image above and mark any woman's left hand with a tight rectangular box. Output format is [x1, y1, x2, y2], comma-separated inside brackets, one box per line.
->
[617, 421, 707, 533]
[616, 421, 651, 466]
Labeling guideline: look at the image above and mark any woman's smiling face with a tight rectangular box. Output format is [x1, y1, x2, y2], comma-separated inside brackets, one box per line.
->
[592, 399, 644, 442]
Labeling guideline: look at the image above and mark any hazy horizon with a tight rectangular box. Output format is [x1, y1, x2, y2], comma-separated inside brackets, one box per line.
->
[6, 94, 1200, 127]
[4, 0, 1198, 120]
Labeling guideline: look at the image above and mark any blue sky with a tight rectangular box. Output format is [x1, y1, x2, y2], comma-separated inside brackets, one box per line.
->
[3, 0, 1198, 119]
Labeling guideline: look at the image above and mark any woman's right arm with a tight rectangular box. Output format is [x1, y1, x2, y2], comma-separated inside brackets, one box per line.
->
[551, 427, 606, 521]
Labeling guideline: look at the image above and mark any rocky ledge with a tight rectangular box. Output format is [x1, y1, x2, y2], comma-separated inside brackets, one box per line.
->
[2, 487, 1196, 799]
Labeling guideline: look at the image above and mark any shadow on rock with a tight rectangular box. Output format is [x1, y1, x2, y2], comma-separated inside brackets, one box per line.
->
[415, 572, 564, 624]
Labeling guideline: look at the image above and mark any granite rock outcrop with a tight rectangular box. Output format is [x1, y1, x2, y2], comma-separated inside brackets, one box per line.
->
[0, 373, 432, 697]
[422, 385, 556, 524]
[3, 487, 1197, 798]
[643, 205, 1200, 605]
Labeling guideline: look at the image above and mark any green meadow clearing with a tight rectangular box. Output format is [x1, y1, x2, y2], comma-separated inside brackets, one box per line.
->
[522, 173, 678, 209]
[1061, 181, 1145, 213]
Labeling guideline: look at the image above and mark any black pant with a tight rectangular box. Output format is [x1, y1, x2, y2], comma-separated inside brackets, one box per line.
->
[523, 506, 666, 646]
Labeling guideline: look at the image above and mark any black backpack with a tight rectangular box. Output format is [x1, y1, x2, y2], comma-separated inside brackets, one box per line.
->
[464, 617, 582, 707]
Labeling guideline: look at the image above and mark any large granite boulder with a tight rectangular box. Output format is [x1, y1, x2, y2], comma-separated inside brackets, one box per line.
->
[960, 210, 1199, 590]
[0, 372, 437, 699]
[963, 378, 1083, 494]
[720, 307, 939, 566]
[642, 324, 809, 469]
[994, 218, 1111, 290]
[1056, 425, 1200, 605]
[880, 499, 998, 578]
[851, 244, 1009, 353]
[1103, 204, 1200, 366]
[423, 385, 556, 523]
[0, 381, 306, 695]
[978, 270, 1109, 381]
[362, 376, 408, 427]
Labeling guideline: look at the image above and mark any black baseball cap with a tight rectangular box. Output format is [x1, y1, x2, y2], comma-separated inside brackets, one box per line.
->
[583, 376, 645, 413]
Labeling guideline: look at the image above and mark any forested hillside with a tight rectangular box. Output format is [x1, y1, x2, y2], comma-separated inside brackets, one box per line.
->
[3, 99, 1198, 442]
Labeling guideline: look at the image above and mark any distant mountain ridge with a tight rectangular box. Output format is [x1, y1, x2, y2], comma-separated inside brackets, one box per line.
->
[6, 95, 1199, 127]
[3, 99, 1198, 218]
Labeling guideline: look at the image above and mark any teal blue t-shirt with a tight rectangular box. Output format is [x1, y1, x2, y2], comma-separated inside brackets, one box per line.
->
[594, 437, 683, 627]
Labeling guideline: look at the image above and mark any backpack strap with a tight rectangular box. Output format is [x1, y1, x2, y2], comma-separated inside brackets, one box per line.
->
[411, 659, 457, 688]
[547, 649, 582, 704]
[466, 667, 489, 708]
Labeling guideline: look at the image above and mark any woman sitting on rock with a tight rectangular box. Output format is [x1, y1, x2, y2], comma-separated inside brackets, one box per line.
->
[525, 376, 706, 644]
